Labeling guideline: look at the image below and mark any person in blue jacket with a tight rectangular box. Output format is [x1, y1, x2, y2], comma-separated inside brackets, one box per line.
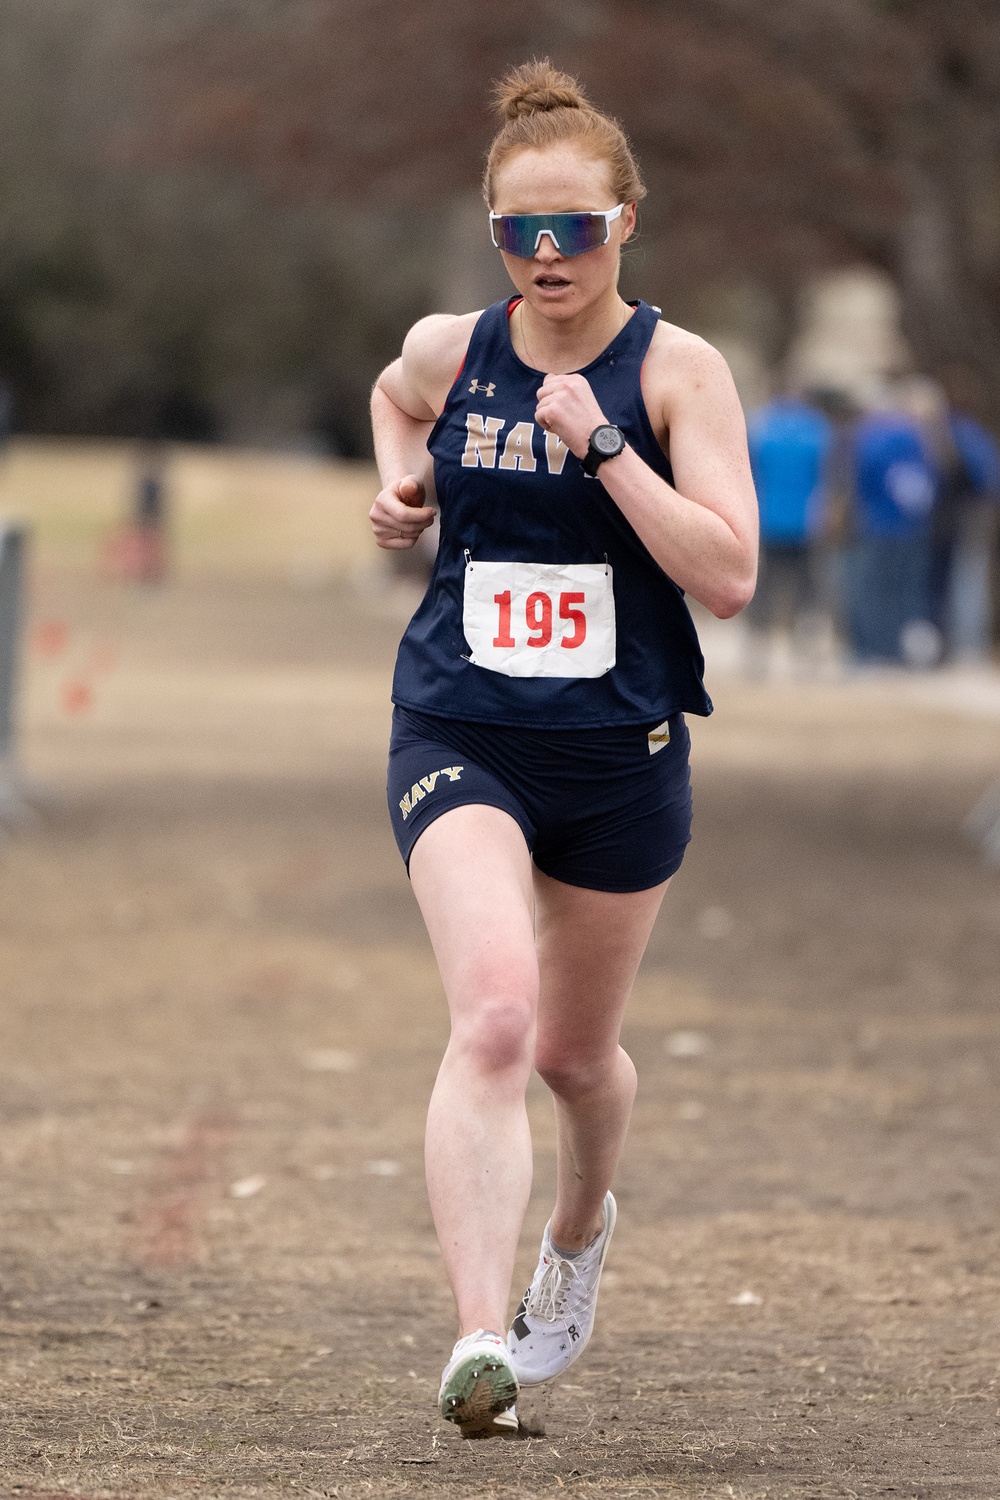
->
[745, 392, 835, 668]
[367, 61, 758, 1435]
[843, 391, 938, 663]
[928, 407, 1000, 661]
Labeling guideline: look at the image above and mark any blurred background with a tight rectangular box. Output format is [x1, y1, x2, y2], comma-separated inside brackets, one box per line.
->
[1, 0, 999, 447]
[1, 0, 999, 671]
[2, 4, 1000, 1495]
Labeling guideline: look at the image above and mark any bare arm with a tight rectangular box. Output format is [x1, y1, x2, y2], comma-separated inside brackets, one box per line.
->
[369, 372, 437, 550]
[369, 312, 477, 550]
[534, 331, 758, 618]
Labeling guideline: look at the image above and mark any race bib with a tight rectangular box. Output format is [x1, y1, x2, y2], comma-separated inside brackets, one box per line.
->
[463, 559, 616, 679]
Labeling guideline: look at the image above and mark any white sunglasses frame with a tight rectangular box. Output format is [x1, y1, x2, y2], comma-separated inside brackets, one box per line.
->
[488, 203, 625, 255]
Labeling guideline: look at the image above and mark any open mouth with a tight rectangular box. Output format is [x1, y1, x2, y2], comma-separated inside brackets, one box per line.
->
[535, 275, 571, 291]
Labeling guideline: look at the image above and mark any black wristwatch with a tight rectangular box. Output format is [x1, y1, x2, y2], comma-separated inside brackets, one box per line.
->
[582, 423, 626, 477]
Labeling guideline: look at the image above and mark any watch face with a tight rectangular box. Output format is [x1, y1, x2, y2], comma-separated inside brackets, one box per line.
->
[593, 425, 623, 455]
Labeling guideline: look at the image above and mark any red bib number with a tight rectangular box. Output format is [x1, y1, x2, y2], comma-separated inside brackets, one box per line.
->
[463, 560, 616, 679]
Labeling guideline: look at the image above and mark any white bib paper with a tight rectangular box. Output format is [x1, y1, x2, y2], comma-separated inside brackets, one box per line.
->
[463, 560, 616, 679]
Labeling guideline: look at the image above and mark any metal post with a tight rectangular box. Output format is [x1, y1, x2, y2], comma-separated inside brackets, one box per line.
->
[0, 522, 27, 757]
[0, 521, 31, 827]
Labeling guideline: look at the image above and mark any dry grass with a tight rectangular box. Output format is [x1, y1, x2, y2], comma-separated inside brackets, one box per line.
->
[0, 442, 998, 1498]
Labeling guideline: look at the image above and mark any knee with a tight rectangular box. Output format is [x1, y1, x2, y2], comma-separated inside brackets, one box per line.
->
[535, 1043, 634, 1101]
[450, 974, 536, 1078]
[454, 998, 535, 1075]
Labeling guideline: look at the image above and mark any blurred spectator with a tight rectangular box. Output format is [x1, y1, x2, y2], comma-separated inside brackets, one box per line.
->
[842, 385, 938, 666]
[744, 390, 835, 672]
[133, 439, 168, 582]
[928, 407, 1000, 663]
[101, 438, 169, 584]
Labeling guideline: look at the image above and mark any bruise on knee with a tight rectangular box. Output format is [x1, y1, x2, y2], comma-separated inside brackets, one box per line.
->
[451, 994, 536, 1076]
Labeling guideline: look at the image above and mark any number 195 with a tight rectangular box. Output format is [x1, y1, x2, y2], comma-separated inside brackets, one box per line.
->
[493, 590, 587, 650]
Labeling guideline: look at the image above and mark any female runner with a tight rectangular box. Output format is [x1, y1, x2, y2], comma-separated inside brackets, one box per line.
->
[369, 60, 757, 1436]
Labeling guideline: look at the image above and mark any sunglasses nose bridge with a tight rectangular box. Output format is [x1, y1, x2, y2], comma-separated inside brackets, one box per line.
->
[533, 227, 563, 256]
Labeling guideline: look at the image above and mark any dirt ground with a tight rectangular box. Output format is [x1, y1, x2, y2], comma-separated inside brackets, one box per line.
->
[2, 450, 1000, 1499]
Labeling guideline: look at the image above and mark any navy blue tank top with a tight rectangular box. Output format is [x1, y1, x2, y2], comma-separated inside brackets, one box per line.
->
[391, 297, 713, 728]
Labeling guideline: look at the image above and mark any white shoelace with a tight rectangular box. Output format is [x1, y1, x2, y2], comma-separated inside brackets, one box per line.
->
[527, 1254, 578, 1322]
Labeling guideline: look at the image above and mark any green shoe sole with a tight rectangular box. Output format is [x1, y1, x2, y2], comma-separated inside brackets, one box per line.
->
[440, 1351, 518, 1436]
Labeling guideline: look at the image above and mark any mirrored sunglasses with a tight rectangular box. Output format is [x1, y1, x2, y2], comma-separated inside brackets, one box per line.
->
[488, 204, 625, 259]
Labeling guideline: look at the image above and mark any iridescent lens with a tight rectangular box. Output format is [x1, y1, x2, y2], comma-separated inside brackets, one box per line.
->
[489, 206, 624, 259]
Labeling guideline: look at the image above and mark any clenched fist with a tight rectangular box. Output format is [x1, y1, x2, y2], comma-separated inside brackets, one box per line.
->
[369, 475, 437, 549]
[534, 373, 608, 458]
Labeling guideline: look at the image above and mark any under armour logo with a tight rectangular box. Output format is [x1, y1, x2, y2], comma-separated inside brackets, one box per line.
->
[469, 379, 495, 397]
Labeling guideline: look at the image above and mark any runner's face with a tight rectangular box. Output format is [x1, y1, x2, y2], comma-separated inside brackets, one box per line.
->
[490, 145, 635, 318]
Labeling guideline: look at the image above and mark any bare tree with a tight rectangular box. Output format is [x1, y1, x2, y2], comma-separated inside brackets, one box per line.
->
[2, 0, 999, 440]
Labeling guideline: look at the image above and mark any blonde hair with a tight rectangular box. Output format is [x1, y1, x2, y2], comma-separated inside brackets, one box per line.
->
[484, 60, 646, 208]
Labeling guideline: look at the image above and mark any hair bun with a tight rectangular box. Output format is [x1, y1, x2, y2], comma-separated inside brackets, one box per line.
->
[493, 60, 589, 122]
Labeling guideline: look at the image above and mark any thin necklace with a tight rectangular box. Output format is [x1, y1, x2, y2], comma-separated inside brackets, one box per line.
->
[518, 298, 629, 373]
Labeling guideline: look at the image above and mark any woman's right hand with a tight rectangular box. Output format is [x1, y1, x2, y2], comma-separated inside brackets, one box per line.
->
[370, 312, 477, 549]
[369, 474, 437, 549]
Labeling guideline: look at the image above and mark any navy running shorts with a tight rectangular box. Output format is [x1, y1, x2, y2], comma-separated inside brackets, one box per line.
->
[386, 706, 693, 893]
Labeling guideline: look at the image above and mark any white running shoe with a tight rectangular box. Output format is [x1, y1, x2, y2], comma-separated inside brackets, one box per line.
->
[438, 1329, 519, 1437]
[507, 1191, 617, 1386]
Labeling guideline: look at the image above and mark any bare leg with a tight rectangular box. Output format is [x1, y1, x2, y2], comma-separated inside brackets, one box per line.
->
[409, 805, 538, 1337]
[532, 871, 670, 1250]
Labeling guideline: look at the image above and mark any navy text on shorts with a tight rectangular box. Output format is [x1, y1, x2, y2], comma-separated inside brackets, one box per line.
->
[387, 706, 692, 894]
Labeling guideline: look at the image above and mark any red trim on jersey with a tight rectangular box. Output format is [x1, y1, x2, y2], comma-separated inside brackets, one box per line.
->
[441, 300, 521, 412]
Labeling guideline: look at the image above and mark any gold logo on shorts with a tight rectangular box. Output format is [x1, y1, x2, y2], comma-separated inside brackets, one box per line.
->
[399, 765, 464, 821]
[647, 720, 671, 755]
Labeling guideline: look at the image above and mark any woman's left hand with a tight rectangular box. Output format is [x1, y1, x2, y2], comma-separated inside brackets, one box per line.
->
[534, 374, 608, 458]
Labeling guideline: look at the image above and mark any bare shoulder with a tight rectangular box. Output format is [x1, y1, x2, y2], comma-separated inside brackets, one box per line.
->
[644, 319, 738, 402]
[402, 311, 482, 411]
